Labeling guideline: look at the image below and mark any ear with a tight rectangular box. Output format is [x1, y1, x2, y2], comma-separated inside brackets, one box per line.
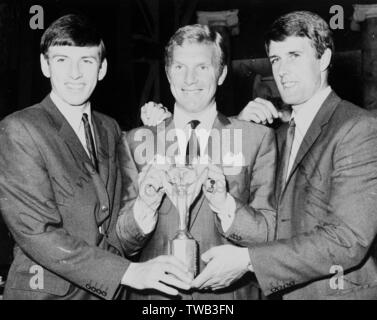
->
[98, 58, 108, 81]
[217, 65, 228, 86]
[40, 54, 51, 78]
[320, 48, 332, 72]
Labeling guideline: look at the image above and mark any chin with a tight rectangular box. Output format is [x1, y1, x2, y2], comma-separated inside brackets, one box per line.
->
[65, 98, 88, 106]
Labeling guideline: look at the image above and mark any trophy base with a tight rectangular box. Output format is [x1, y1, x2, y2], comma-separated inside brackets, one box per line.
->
[169, 232, 199, 277]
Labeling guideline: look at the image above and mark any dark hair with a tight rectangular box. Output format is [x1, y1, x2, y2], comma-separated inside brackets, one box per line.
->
[40, 14, 106, 61]
[165, 24, 227, 75]
[265, 11, 334, 60]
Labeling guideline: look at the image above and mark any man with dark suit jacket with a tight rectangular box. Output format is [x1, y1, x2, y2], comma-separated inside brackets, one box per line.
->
[0, 14, 192, 300]
[117, 24, 277, 300]
[190, 11, 377, 300]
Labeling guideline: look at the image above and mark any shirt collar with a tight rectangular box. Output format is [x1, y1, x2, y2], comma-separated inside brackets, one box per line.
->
[50, 91, 92, 133]
[291, 86, 331, 131]
[173, 101, 218, 132]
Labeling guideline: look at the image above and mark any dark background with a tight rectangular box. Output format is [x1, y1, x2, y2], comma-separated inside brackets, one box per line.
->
[0, 0, 373, 282]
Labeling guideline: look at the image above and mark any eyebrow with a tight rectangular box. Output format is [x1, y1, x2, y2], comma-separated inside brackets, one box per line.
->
[268, 50, 303, 58]
[50, 54, 98, 60]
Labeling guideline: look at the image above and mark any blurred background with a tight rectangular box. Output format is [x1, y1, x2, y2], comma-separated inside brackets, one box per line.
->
[1, 0, 376, 293]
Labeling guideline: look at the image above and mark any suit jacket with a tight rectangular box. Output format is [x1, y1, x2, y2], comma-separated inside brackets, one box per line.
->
[0, 95, 129, 300]
[251, 91, 377, 299]
[117, 112, 277, 300]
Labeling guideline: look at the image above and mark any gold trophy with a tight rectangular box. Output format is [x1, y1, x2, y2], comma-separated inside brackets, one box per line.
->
[168, 165, 199, 277]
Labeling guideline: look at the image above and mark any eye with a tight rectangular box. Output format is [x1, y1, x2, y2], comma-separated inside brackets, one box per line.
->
[55, 57, 66, 63]
[83, 59, 94, 64]
[174, 64, 183, 70]
[199, 65, 209, 71]
[290, 52, 300, 59]
[269, 57, 278, 65]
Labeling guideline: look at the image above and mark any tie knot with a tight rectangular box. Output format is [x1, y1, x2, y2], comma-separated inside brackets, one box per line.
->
[188, 120, 200, 129]
[289, 117, 296, 128]
[82, 113, 89, 123]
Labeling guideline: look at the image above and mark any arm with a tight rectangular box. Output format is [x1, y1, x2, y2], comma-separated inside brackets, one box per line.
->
[216, 127, 278, 245]
[251, 117, 377, 296]
[191, 127, 277, 289]
[116, 132, 158, 256]
[0, 117, 128, 300]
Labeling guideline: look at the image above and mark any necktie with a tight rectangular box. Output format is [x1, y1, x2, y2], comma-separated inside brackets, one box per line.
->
[82, 113, 99, 172]
[186, 120, 200, 165]
[278, 118, 295, 196]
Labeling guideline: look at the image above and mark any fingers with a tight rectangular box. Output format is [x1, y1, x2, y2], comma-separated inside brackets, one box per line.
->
[200, 247, 215, 264]
[238, 98, 279, 124]
[159, 108, 172, 122]
[140, 102, 170, 126]
[254, 98, 279, 118]
[153, 281, 179, 296]
[203, 164, 226, 195]
[191, 264, 214, 289]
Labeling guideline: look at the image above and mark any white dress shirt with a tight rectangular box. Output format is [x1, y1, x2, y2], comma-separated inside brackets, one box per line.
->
[134, 102, 236, 234]
[286, 86, 332, 180]
[50, 91, 96, 156]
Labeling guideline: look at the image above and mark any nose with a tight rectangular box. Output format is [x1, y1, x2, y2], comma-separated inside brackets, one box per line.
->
[184, 68, 197, 85]
[69, 61, 82, 79]
[278, 59, 290, 78]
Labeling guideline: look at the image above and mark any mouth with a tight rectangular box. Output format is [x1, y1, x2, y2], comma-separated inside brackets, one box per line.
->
[181, 88, 202, 93]
[66, 83, 85, 90]
[281, 81, 297, 89]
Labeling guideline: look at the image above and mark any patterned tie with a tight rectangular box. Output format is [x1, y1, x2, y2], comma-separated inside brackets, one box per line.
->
[278, 118, 295, 196]
[186, 120, 200, 165]
[82, 113, 99, 172]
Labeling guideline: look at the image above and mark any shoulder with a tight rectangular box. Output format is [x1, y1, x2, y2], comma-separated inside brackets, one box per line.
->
[333, 99, 377, 133]
[93, 111, 122, 142]
[325, 99, 377, 150]
[0, 103, 47, 135]
[226, 116, 275, 142]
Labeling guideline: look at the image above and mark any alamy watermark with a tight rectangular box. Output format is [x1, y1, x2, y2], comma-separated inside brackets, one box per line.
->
[29, 5, 346, 31]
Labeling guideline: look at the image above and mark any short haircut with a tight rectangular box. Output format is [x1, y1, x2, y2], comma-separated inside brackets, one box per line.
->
[40, 14, 106, 61]
[265, 11, 334, 60]
[164, 24, 227, 75]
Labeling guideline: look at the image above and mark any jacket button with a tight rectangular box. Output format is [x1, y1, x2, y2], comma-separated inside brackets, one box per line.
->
[101, 205, 108, 212]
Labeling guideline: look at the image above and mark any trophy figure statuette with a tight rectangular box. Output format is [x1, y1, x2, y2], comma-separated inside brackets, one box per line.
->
[168, 166, 199, 277]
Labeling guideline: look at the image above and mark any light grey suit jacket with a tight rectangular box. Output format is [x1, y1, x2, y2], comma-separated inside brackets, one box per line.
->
[251, 91, 377, 299]
[0, 95, 129, 300]
[117, 112, 277, 300]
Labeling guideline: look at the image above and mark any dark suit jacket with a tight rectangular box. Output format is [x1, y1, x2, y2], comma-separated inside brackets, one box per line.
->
[117, 113, 277, 299]
[251, 91, 377, 299]
[0, 95, 129, 300]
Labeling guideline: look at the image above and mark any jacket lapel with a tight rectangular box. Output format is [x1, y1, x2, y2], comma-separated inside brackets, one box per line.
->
[279, 91, 341, 199]
[40, 95, 91, 167]
[40, 95, 110, 225]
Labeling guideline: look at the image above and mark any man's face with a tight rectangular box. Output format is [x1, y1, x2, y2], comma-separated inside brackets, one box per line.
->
[268, 36, 324, 106]
[166, 42, 227, 114]
[41, 46, 107, 107]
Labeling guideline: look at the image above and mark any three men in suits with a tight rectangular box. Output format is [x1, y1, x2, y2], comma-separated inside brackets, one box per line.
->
[190, 11, 377, 299]
[0, 14, 191, 300]
[117, 24, 277, 299]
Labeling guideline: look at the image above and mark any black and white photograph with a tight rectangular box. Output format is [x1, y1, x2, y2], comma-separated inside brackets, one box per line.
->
[0, 0, 377, 310]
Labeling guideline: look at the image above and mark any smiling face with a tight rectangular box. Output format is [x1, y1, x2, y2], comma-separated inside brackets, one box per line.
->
[41, 45, 107, 107]
[268, 36, 330, 106]
[166, 42, 227, 114]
